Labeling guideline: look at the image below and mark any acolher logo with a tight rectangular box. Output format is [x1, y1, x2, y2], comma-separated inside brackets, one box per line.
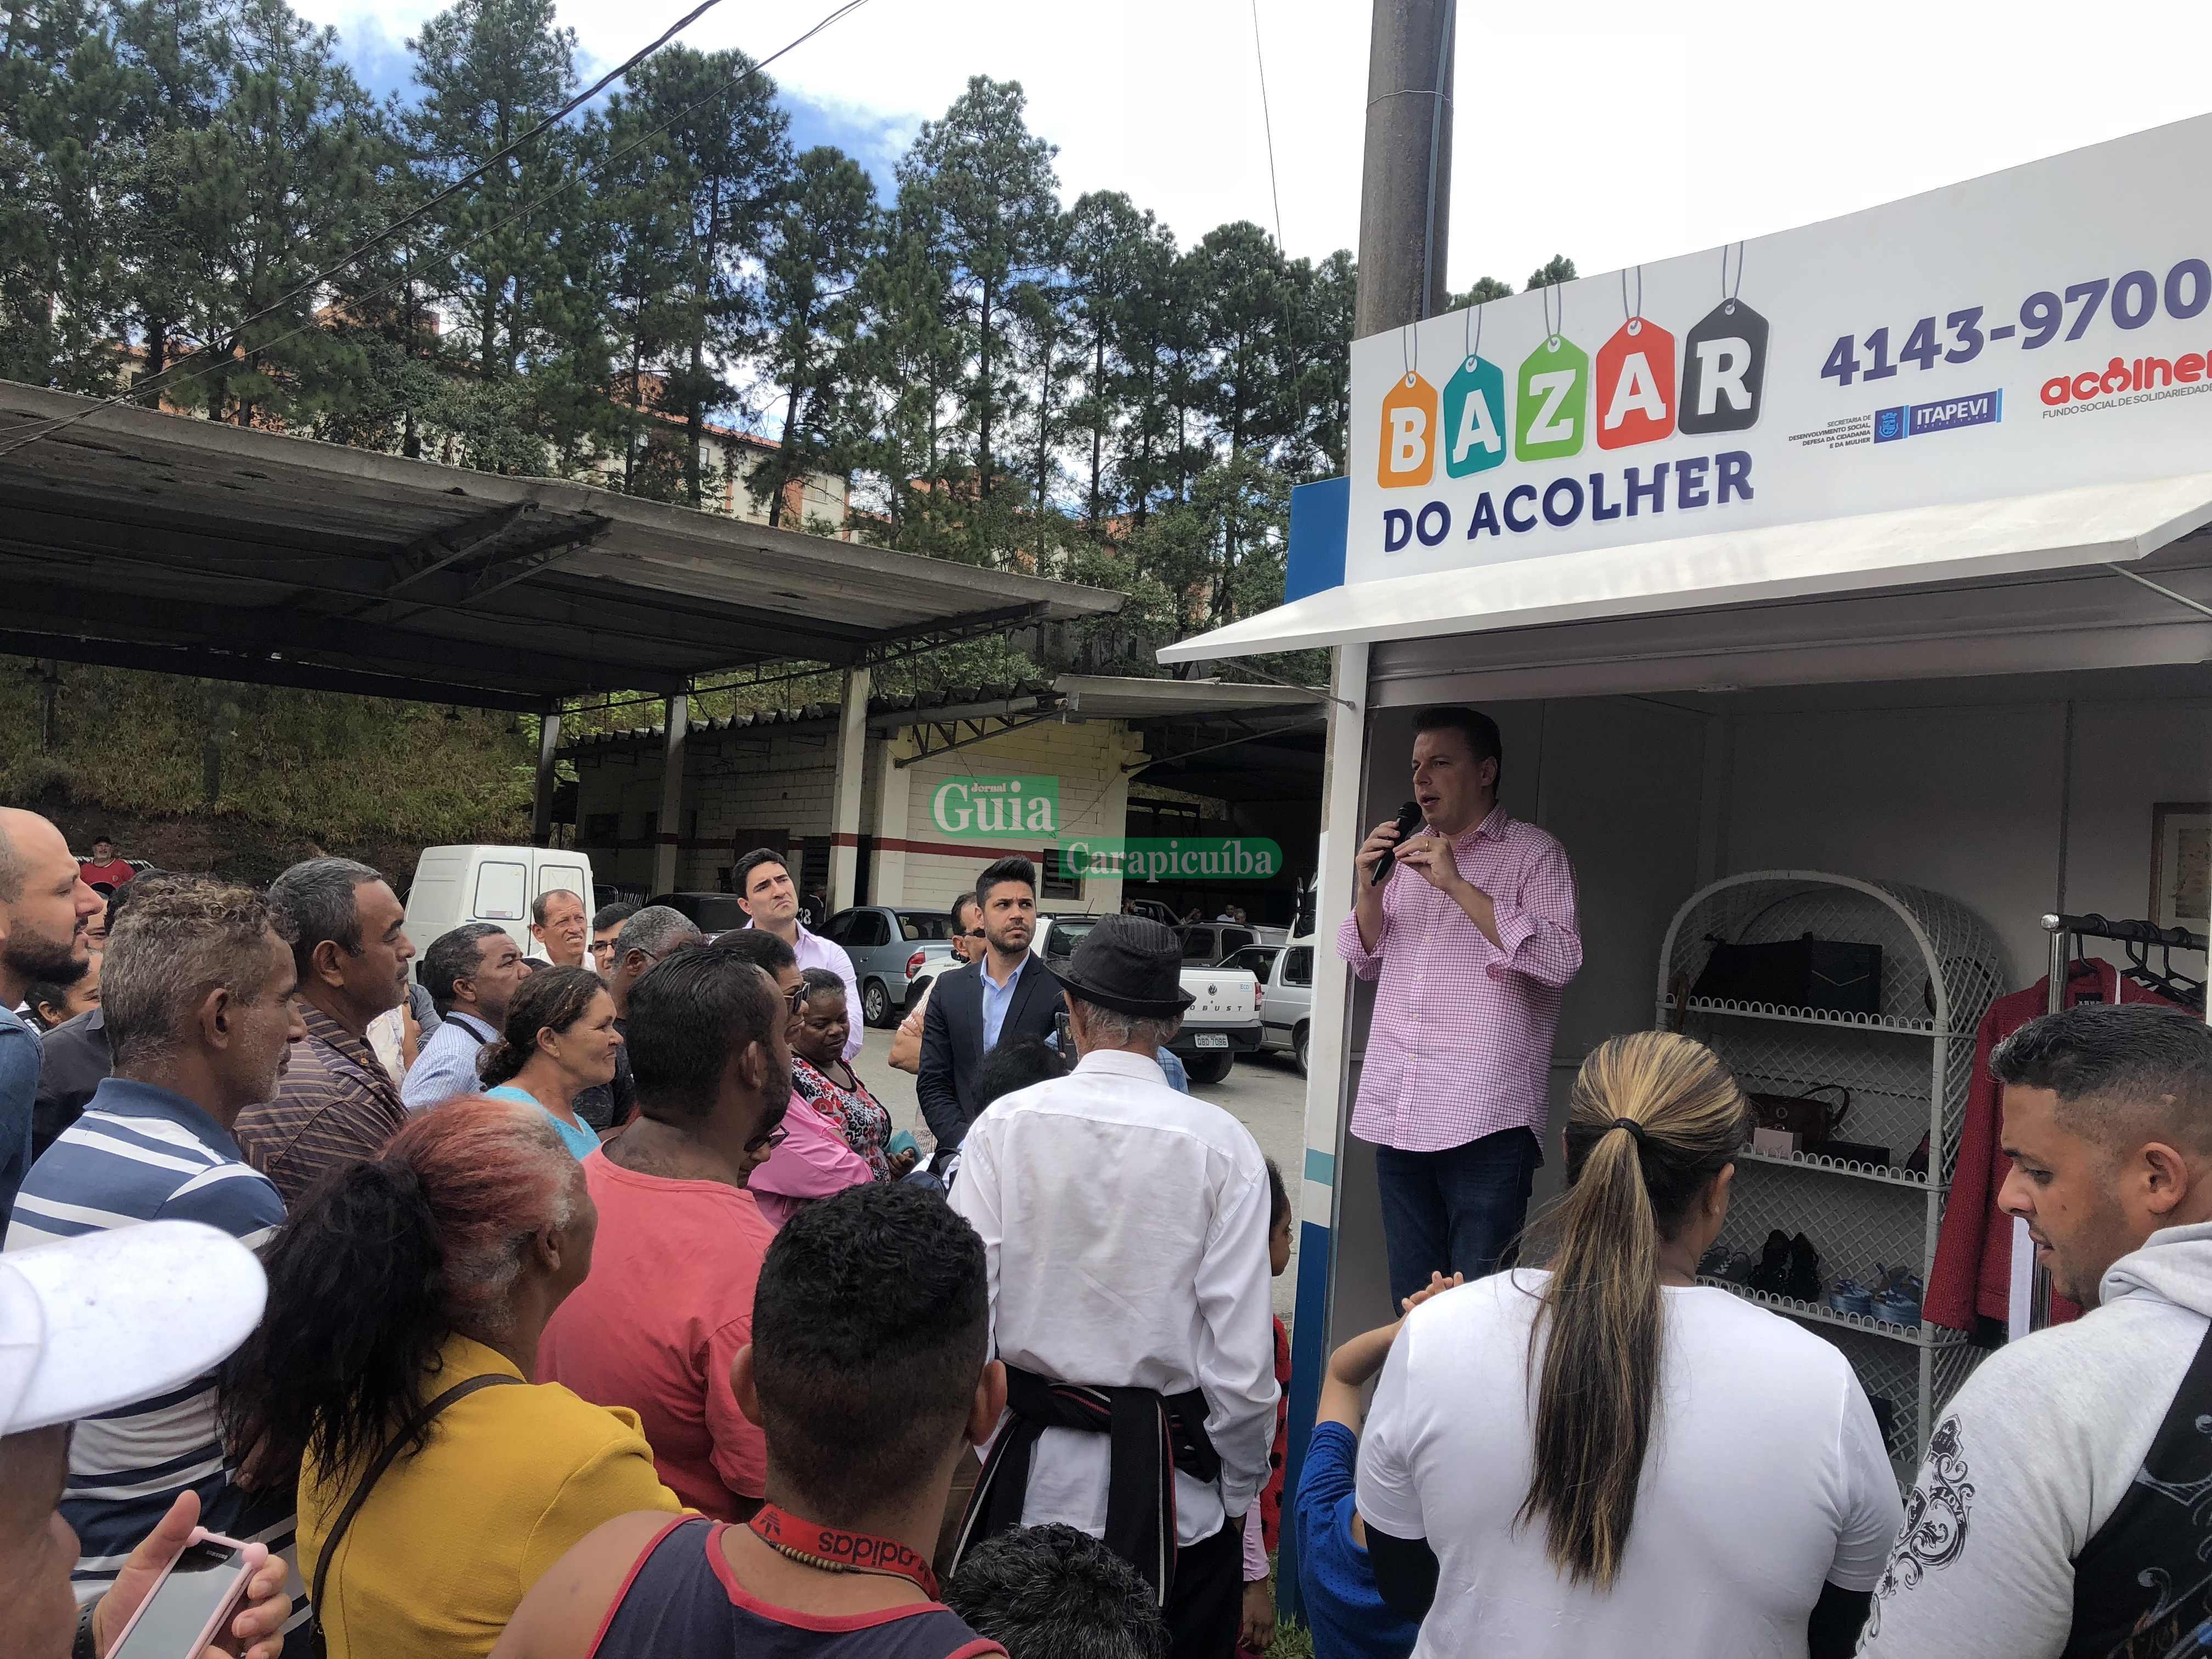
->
[2039, 352, 2212, 406]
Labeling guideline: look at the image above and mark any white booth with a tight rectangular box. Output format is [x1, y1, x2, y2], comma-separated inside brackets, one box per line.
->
[1163, 114, 2212, 1532]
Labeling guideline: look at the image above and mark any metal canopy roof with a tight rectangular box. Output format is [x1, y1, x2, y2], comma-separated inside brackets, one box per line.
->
[1051, 674, 1322, 721]
[1158, 471, 2212, 663]
[557, 674, 1326, 803]
[0, 381, 1122, 714]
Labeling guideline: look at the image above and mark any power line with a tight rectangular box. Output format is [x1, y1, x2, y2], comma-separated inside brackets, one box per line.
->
[0, 0, 873, 458]
[1250, 0, 1284, 253]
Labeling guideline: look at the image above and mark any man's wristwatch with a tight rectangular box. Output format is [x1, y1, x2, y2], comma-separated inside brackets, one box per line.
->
[74, 1599, 101, 1659]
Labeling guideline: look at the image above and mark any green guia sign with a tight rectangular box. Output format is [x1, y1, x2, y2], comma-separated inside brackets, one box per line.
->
[928, 776, 1060, 839]
[925, 778, 1283, 880]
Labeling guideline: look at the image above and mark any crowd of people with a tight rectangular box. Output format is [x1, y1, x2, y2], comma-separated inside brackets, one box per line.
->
[2, 791, 2210, 1659]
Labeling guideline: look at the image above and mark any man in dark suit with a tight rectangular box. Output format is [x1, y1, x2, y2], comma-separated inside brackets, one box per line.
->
[918, 856, 1063, 1150]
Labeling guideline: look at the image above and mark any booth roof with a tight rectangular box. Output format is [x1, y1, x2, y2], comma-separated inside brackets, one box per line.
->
[0, 380, 1121, 713]
[1157, 473, 2212, 664]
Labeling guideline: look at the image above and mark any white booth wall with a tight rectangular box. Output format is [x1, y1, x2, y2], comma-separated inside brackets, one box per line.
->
[1329, 663, 2212, 1343]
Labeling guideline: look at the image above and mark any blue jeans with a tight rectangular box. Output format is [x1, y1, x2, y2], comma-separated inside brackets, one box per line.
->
[1373, 1127, 1540, 1309]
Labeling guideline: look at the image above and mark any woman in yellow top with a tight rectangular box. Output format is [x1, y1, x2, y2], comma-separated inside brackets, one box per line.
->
[219, 1094, 680, 1658]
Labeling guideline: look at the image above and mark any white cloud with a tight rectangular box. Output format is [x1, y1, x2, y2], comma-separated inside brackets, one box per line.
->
[294, 0, 2212, 296]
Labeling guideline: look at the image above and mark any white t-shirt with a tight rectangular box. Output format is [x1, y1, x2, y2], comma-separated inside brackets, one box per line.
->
[1357, 1269, 1901, 1659]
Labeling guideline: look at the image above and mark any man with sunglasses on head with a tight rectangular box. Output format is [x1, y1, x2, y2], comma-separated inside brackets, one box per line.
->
[890, 894, 985, 1076]
[537, 947, 792, 1524]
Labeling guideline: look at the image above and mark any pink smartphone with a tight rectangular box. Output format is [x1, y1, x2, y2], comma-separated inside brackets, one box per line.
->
[99, 1527, 264, 1659]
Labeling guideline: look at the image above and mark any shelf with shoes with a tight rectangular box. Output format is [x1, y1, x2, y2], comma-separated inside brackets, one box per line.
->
[1692, 1276, 1966, 1347]
[1660, 871, 2005, 1481]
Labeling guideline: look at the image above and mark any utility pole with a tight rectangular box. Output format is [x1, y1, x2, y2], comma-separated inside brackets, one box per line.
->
[1355, 0, 1456, 336]
[1283, 14, 1459, 1596]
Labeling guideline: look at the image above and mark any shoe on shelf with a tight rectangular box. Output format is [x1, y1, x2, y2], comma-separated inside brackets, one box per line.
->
[1829, 1278, 1872, 1317]
[1749, 1229, 1791, 1296]
[1697, 1244, 1730, 1279]
[1785, 1232, 1821, 1304]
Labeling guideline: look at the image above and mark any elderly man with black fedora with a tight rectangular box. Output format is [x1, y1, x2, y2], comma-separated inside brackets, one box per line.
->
[946, 915, 1277, 1659]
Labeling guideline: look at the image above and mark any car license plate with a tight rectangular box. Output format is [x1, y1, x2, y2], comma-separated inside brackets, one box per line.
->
[1195, 1033, 1229, 1049]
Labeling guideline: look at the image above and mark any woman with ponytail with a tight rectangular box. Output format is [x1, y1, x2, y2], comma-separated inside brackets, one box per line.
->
[218, 1097, 678, 1658]
[1353, 1031, 1901, 1658]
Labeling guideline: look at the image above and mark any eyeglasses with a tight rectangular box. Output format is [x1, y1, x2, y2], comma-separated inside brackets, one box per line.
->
[782, 983, 808, 1015]
[744, 1122, 789, 1156]
[961, 929, 987, 941]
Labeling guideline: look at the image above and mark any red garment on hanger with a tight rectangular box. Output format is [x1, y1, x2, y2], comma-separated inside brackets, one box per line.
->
[1927, 960, 2177, 1331]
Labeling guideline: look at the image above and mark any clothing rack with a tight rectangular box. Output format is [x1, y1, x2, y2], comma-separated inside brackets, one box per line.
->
[2014, 913, 2212, 1336]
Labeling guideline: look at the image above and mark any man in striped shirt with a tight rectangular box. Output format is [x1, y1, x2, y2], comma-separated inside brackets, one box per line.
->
[5, 876, 306, 1607]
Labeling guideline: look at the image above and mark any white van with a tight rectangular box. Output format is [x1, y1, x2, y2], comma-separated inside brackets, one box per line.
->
[402, 845, 599, 963]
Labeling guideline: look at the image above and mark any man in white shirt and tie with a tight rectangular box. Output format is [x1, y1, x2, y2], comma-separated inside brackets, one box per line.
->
[947, 915, 1278, 1659]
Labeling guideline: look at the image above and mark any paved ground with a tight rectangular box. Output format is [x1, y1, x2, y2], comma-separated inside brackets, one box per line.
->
[850, 1037, 1311, 1322]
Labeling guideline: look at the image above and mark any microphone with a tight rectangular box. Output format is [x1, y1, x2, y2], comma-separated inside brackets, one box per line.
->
[1370, 801, 1426, 885]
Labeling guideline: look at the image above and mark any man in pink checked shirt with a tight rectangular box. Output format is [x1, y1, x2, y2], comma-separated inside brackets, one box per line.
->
[1339, 706, 1582, 1308]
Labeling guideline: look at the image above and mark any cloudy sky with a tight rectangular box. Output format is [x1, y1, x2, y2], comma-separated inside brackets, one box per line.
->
[296, 0, 2212, 298]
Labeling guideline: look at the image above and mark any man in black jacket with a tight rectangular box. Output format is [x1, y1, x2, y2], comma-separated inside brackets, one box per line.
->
[918, 856, 1063, 1150]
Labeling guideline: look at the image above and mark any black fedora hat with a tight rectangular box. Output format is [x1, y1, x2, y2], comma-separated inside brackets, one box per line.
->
[1058, 916, 1195, 1019]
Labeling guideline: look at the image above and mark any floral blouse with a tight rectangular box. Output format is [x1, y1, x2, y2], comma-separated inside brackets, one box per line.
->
[789, 1056, 894, 1181]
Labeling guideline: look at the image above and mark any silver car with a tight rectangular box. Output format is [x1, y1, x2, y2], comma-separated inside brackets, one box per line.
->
[823, 906, 961, 1027]
[1220, 939, 1317, 1075]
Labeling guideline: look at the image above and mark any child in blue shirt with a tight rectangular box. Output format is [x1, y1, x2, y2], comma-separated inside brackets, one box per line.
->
[1293, 1272, 1460, 1659]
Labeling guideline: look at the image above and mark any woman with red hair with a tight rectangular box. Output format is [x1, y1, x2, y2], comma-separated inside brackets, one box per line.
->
[219, 1096, 679, 1658]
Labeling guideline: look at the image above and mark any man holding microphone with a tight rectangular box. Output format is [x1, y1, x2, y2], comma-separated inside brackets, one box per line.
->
[1339, 707, 1582, 1307]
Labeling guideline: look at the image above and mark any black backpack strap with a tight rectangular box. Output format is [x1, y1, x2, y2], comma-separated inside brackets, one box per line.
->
[308, 1372, 523, 1656]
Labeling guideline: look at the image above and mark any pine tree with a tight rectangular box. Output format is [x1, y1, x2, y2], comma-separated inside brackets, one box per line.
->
[159, 0, 383, 426]
[624, 45, 791, 507]
[0, 0, 133, 390]
[405, 0, 585, 465]
[752, 144, 873, 527]
[1063, 189, 1159, 533]
[895, 75, 1058, 502]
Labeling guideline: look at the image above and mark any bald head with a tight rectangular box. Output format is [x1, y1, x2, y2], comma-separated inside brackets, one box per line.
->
[0, 809, 102, 1002]
[0, 808, 65, 904]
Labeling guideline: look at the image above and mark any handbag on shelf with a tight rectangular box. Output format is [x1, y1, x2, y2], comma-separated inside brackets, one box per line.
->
[1692, 931, 1884, 1016]
[1745, 1084, 1850, 1148]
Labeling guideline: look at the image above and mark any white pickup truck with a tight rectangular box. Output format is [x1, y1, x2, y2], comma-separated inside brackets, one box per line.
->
[1030, 915, 1262, 1085]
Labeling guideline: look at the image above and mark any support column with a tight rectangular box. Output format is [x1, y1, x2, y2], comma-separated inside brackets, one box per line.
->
[652, 693, 687, 896]
[828, 665, 871, 913]
[1277, 641, 1370, 1626]
[531, 709, 562, 848]
[868, 729, 912, 905]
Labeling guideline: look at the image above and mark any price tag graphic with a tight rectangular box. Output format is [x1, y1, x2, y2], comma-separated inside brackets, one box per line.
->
[1595, 317, 1676, 449]
[1377, 370, 1439, 488]
[1442, 353, 1507, 477]
[1514, 333, 1589, 462]
[1679, 298, 1768, 435]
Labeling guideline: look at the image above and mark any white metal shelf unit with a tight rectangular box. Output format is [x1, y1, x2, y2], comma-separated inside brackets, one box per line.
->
[1656, 872, 2006, 1476]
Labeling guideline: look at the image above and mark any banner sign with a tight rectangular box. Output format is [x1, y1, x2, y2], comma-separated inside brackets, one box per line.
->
[1062, 838, 1286, 882]
[1349, 116, 2212, 585]
[928, 776, 1059, 840]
